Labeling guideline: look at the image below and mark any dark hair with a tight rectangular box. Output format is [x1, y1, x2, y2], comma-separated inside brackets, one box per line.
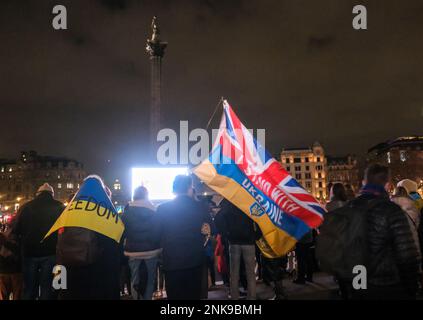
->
[173, 175, 192, 195]
[133, 186, 148, 200]
[331, 183, 348, 202]
[364, 164, 390, 186]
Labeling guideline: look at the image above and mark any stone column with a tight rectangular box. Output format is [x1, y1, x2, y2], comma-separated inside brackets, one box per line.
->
[146, 16, 167, 159]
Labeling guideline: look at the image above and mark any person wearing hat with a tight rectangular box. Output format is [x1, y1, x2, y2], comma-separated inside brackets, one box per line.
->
[397, 179, 423, 213]
[11, 183, 64, 300]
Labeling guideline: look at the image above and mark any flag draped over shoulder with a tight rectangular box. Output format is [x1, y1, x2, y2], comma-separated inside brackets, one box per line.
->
[44, 176, 125, 243]
[193, 100, 325, 257]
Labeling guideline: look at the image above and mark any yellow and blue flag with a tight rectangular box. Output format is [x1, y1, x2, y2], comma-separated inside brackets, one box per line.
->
[193, 100, 325, 257]
[44, 175, 124, 243]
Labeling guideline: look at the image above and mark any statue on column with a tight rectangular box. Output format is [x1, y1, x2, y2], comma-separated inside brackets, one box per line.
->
[146, 16, 167, 57]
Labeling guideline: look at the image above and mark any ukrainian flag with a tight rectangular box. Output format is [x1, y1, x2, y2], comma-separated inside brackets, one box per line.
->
[45, 175, 124, 243]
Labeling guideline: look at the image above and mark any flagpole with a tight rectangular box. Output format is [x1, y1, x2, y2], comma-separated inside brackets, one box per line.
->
[206, 97, 224, 130]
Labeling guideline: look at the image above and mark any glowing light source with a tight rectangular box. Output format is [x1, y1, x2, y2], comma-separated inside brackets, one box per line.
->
[131, 167, 189, 201]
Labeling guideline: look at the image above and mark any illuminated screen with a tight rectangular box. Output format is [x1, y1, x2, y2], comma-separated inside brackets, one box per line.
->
[131, 167, 189, 201]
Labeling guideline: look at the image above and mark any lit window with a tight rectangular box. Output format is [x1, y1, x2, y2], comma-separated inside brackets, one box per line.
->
[66, 183, 74, 189]
[387, 152, 391, 164]
[400, 151, 406, 162]
[114, 183, 121, 190]
[58, 183, 62, 189]
[0, 167, 4, 173]
[8, 168, 12, 172]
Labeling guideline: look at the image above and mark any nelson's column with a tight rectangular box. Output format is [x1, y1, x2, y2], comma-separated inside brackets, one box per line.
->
[146, 16, 167, 159]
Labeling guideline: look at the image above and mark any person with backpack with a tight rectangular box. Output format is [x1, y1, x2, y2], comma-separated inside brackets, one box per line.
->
[11, 183, 64, 300]
[122, 186, 161, 300]
[317, 164, 421, 300]
[56, 176, 122, 300]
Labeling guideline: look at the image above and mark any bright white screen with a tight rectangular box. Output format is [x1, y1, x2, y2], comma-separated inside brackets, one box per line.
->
[131, 167, 189, 201]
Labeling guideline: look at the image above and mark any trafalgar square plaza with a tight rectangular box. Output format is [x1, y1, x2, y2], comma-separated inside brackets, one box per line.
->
[0, 2, 423, 314]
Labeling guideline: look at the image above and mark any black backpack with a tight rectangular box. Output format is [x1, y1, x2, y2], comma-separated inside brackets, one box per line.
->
[56, 227, 103, 267]
[316, 198, 381, 280]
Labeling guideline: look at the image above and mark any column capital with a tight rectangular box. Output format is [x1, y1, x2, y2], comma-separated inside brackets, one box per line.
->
[146, 16, 167, 57]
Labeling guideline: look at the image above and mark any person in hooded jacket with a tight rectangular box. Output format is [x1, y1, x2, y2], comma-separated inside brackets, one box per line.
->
[122, 186, 161, 300]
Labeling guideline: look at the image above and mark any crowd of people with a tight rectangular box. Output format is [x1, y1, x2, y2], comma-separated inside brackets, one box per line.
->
[0, 164, 423, 300]
[322, 164, 423, 299]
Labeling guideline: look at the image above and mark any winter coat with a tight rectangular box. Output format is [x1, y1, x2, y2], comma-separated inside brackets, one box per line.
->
[218, 199, 256, 245]
[362, 193, 421, 295]
[156, 195, 211, 271]
[12, 192, 64, 258]
[392, 196, 421, 260]
[122, 200, 161, 254]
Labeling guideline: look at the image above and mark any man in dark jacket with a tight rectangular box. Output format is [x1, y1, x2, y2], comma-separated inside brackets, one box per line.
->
[156, 175, 211, 300]
[359, 164, 420, 299]
[12, 183, 64, 300]
[122, 186, 161, 300]
[219, 199, 257, 300]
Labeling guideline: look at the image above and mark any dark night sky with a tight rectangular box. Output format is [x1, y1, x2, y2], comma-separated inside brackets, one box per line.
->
[1, 0, 423, 185]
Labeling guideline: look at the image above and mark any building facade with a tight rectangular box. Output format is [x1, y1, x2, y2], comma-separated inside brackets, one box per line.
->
[0, 151, 86, 213]
[327, 155, 361, 192]
[368, 136, 423, 194]
[280, 142, 328, 202]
